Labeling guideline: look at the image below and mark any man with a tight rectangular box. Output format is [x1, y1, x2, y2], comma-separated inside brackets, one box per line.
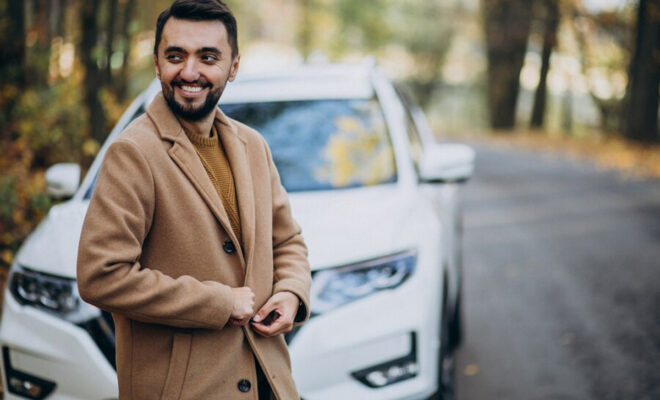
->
[76, 1, 311, 399]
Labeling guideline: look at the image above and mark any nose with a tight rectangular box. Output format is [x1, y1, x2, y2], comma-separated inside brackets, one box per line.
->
[179, 58, 200, 82]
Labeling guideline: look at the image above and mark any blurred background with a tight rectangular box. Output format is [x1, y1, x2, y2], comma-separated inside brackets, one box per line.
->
[0, 0, 657, 269]
[0, 0, 658, 398]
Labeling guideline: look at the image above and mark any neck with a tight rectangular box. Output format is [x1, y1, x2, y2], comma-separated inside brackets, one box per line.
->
[177, 111, 216, 138]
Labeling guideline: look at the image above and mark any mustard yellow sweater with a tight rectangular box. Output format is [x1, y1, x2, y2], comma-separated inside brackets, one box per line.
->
[185, 125, 241, 242]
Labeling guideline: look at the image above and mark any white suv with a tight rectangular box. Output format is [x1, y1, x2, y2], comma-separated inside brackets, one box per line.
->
[0, 62, 473, 400]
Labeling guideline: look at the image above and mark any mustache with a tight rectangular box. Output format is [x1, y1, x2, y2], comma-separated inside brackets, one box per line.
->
[171, 77, 211, 87]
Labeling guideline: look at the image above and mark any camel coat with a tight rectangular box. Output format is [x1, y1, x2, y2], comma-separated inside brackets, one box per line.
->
[77, 93, 311, 400]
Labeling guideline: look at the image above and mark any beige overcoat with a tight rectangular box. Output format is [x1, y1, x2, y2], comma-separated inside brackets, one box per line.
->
[77, 93, 311, 400]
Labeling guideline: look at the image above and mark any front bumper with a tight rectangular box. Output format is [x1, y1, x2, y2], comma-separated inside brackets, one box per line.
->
[290, 256, 443, 400]
[0, 292, 117, 400]
[0, 250, 443, 400]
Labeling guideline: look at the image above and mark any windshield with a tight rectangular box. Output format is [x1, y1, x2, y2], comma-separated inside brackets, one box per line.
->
[221, 99, 396, 191]
[85, 98, 395, 198]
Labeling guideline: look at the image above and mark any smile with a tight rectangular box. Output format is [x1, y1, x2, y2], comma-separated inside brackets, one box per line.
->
[180, 85, 204, 93]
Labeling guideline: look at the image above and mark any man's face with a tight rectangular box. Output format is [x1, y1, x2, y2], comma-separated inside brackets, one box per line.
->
[154, 17, 240, 121]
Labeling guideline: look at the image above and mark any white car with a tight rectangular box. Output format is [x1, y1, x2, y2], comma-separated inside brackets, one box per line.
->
[0, 61, 474, 400]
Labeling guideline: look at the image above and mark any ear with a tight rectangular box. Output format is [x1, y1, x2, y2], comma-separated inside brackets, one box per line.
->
[228, 54, 240, 82]
[153, 54, 161, 80]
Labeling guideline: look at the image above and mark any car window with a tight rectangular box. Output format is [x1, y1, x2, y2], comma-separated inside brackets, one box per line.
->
[221, 99, 396, 191]
[85, 98, 396, 198]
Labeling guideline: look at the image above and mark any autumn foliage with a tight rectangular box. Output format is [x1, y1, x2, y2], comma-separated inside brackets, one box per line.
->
[0, 0, 657, 273]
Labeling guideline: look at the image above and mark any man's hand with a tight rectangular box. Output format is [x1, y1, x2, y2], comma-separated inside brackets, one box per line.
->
[230, 286, 255, 326]
[250, 291, 299, 337]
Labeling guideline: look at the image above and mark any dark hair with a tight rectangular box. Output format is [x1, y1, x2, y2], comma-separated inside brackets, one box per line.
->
[154, 0, 239, 58]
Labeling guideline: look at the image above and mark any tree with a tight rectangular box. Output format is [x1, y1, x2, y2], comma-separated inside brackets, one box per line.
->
[296, 0, 315, 61]
[0, 0, 26, 132]
[114, 0, 137, 102]
[327, 0, 454, 108]
[80, 0, 138, 143]
[0, 0, 26, 86]
[80, 0, 106, 144]
[624, 0, 660, 143]
[483, 0, 533, 129]
[530, 0, 560, 128]
[390, 0, 454, 108]
[570, 3, 634, 134]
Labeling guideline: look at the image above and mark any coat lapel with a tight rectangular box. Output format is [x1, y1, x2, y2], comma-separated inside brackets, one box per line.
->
[215, 109, 256, 272]
[146, 93, 245, 266]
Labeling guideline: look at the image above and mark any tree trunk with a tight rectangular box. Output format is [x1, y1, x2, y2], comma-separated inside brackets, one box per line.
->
[411, 1, 452, 110]
[0, 0, 26, 88]
[483, 0, 533, 129]
[48, 0, 63, 39]
[81, 0, 106, 143]
[624, 0, 660, 143]
[104, 0, 118, 84]
[297, 0, 313, 62]
[561, 88, 573, 132]
[530, 0, 559, 129]
[0, 0, 26, 136]
[26, 0, 52, 87]
[115, 0, 136, 102]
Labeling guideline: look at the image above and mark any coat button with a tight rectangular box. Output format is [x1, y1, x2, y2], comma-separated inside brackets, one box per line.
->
[237, 379, 251, 392]
[223, 240, 236, 254]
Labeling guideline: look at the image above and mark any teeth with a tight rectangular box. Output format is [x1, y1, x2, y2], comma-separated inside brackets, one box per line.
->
[181, 85, 203, 93]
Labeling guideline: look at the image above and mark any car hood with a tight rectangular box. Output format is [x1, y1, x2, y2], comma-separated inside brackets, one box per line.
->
[289, 184, 427, 271]
[15, 185, 429, 279]
[16, 201, 88, 279]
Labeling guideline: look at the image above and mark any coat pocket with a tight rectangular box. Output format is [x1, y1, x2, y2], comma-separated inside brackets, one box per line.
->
[160, 332, 192, 400]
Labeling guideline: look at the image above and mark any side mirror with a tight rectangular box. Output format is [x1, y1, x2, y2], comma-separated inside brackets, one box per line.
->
[419, 144, 475, 183]
[46, 163, 81, 199]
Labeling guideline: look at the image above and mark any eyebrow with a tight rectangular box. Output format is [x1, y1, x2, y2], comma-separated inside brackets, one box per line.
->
[164, 46, 185, 54]
[199, 47, 221, 55]
[163, 46, 222, 55]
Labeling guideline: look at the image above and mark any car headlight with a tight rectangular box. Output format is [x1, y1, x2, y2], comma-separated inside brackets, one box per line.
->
[8, 264, 99, 324]
[311, 250, 416, 315]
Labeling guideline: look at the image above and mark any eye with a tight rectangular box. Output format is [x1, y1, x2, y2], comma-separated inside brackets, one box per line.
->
[166, 54, 183, 62]
[201, 54, 219, 63]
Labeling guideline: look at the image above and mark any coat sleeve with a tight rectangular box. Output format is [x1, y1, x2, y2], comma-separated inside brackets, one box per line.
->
[263, 139, 312, 324]
[77, 138, 234, 329]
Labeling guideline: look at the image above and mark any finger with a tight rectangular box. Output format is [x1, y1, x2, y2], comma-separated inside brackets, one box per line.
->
[252, 299, 276, 323]
[252, 316, 292, 337]
[252, 321, 279, 337]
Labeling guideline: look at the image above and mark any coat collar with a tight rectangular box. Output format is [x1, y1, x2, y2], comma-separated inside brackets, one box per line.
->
[147, 92, 248, 145]
[146, 93, 255, 269]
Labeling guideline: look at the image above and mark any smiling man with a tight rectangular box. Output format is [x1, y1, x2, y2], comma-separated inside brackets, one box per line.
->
[76, 1, 311, 399]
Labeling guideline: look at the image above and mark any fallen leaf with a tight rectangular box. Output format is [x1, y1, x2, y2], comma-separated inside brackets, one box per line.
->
[464, 363, 480, 376]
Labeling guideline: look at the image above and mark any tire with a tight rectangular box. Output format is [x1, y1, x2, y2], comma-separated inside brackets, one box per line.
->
[427, 301, 456, 400]
[449, 290, 463, 351]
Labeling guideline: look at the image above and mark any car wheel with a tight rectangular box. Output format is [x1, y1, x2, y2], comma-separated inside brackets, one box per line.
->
[449, 289, 463, 350]
[427, 304, 456, 400]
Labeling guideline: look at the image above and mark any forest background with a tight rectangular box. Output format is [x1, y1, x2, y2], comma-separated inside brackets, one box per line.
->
[0, 0, 658, 271]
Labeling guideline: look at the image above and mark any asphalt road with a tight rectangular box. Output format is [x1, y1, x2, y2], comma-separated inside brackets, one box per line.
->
[454, 143, 660, 400]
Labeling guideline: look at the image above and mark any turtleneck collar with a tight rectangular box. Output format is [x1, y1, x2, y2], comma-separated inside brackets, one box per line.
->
[176, 109, 216, 139]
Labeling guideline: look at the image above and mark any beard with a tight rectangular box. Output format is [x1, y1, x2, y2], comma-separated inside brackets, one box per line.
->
[162, 77, 225, 121]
